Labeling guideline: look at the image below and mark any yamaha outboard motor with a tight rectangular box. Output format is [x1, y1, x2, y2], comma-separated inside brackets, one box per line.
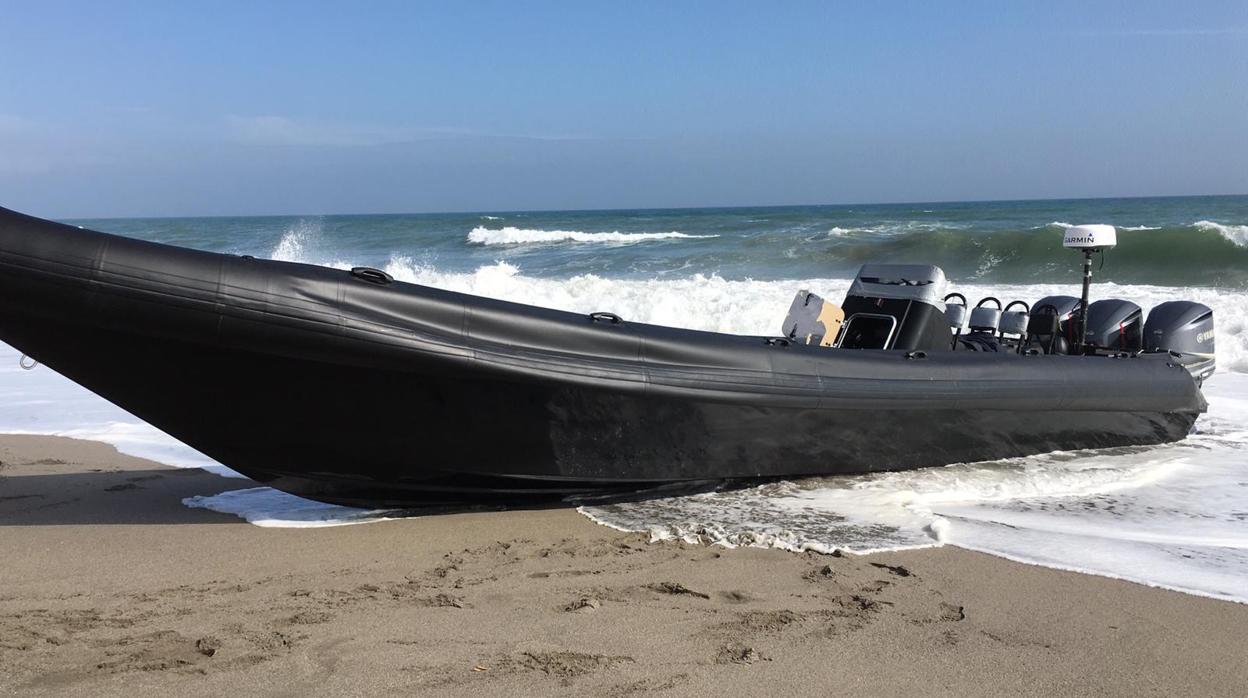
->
[1027, 295, 1080, 354]
[1145, 301, 1215, 382]
[1033, 295, 1080, 327]
[1084, 299, 1143, 353]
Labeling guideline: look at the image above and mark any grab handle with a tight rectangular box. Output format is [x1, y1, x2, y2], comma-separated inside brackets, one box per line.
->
[350, 267, 393, 285]
[589, 312, 623, 325]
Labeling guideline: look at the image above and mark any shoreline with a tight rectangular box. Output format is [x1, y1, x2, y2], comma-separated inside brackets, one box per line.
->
[3, 433, 1246, 696]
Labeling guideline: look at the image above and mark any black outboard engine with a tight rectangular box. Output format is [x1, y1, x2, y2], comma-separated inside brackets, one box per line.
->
[1033, 295, 1079, 328]
[1027, 295, 1080, 354]
[1144, 301, 1215, 382]
[1084, 299, 1143, 353]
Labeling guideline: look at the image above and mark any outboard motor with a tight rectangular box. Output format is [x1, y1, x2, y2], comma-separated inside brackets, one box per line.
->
[1033, 295, 1080, 327]
[1084, 299, 1143, 353]
[1027, 295, 1079, 354]
[1145, 301, 1215, 382]
[837, 264, 949, 351]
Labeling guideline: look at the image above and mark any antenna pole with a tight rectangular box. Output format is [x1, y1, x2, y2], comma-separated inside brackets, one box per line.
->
[1077, 248, 1094, 354]
[1062, 225, 1115, 355]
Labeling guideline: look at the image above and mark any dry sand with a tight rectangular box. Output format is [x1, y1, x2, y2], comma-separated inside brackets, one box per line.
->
[1, 433, 1245, 697]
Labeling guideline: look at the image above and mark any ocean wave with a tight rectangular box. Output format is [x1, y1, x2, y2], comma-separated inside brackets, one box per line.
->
[1046, 222, 1160, 231]
[270, 219, 322, 262]
[810, 224, 1248, 287]
[261, 232, 1248, 372]
[818, 221, 967, 239]
[467, 226, 717, 246]
[1194, 220, 1248, 247]
[366, 259, 1248, 374]
[1042, 220, 1244, 246]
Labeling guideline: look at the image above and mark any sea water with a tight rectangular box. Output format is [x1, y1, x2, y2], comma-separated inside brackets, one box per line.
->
[2, 196, 1246, 602]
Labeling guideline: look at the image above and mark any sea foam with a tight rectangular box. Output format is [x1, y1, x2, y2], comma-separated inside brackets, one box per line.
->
[581, 374, 1248, 603]
[270, 218, 325, 262]
[466, 226, 716, 245]
[183, 487, 403, 527]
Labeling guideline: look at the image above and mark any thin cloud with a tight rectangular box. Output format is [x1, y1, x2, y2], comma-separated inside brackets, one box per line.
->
[224, 115, 412, 146]
[223, 115, 610, 147]
[1073, 27, 1248, 37]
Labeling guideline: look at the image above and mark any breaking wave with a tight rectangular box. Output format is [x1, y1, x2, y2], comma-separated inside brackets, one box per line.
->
[1195, 220, 1248, 247]
[361, 259, 1248, 374]
[467, 226, 717, 245]
[801, 223, 1248, 286]
[269, 220, 320, 262]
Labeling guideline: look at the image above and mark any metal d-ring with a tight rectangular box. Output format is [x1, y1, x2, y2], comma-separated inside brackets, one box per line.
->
[19, 354, 38, 370]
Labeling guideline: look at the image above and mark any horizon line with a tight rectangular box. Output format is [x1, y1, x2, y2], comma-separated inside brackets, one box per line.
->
[48, 191, 1248, 222]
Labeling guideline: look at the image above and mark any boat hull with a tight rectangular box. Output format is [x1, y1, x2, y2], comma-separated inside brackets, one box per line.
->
[0, 207, 1206, 506]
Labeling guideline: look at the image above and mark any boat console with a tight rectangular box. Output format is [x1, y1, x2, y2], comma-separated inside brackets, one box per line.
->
[781, 263, 951, 351]
[836, 264, 951, 351]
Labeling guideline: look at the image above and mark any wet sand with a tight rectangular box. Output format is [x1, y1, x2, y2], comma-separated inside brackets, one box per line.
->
[1, 433, 1245, 696]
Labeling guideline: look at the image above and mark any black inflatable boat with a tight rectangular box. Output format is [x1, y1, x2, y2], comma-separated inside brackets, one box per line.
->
[0, 207, 1212, 506]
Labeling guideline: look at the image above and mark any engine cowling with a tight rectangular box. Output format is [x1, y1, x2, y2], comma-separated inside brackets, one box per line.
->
[1145, 301, 1215, 381]
[1085, 299, 1143, 352]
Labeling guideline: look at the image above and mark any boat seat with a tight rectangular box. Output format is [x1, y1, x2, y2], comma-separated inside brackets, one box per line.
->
[969, 297, 1002, 333]
[999, 310, 1029, 337]
[946, 303, 969, 332]
[1025, 304, 1069, 355]
[943, 292, 969, 350]
[997, 301, 1031, 353]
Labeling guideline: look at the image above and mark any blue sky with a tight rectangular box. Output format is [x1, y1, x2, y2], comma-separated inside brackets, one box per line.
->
[1, 1, 1245, 217]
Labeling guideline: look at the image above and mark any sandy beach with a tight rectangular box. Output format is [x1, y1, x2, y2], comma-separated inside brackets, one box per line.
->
[0, 434, 1245, 696]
